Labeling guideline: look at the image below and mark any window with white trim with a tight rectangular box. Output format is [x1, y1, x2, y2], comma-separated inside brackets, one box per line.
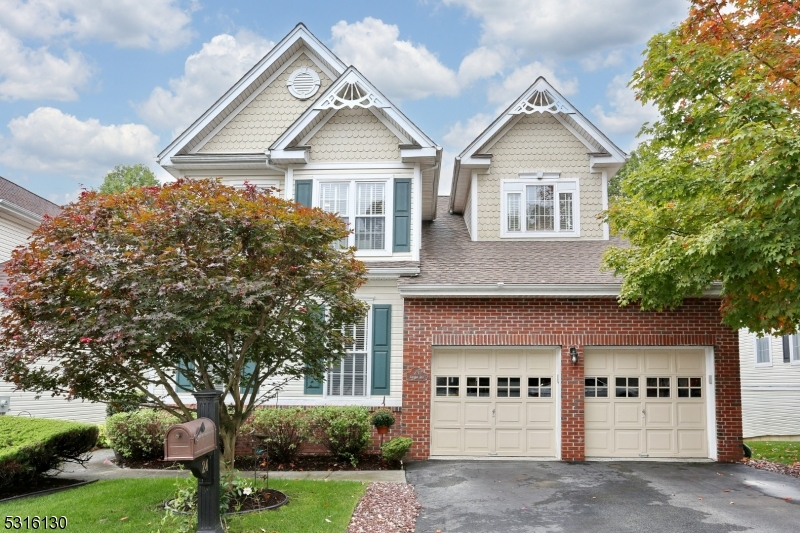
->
[326, 312, 369, 397]
[791, 334, 800, 364]
[502, 177, 578, 237]
[755, 336, 771, 366]
[318, 179, 389, 252]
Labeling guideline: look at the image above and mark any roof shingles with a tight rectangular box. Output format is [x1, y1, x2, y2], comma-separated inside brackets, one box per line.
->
[0, 177, 61, 217]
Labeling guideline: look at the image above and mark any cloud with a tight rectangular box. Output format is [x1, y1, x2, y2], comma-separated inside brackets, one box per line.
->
[488, 62, 578, 109]
[444, 0, 687, 57]
[331, 17, 460, 101]
[457, 46, 509, 85]
[0, 0, 196, 50]
[136, 30, 274, 136]
[0, 107, 160, 179]
[591, 74, 659, 148]
[580, 50, 626, 72]
[442, 113, 493, 153]
[0, 28, 92, 101]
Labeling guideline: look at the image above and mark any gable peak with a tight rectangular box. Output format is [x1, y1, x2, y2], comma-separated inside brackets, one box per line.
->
[510, 86, 572, 115]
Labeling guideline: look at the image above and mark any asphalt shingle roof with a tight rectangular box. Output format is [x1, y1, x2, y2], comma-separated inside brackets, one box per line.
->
[0, 177, 61, 217]
[401, 196, 622, 286]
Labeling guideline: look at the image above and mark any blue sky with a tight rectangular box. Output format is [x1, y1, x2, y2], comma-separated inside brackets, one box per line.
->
[0, 0, 689, 205]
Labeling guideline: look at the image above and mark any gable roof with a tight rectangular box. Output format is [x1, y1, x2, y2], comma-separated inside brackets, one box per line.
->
[449, 77, 628, 213]
[0, 177, 61, 221]
[157, 23, 347, 165]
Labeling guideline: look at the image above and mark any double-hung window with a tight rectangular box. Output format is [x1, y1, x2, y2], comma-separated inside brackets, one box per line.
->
[503, 176, 578, 237]
[326, 312, 369, 397]
[755, 336, 772, 367]
[318, 179, 388, 253]
[790, 334, 800, 365]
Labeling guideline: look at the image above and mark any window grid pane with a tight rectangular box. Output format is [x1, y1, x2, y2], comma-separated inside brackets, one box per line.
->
[355, 182, 385, 250]
[526, 185, 554, 231]
[507, 193, 521, 232]
[327, 314, 368, 397]
[793, 334, 800, 362]
[756, 337, 770, 364]
[559, 192, 573, 231]
[585, 377, 608, 398]
[435, 376, 459, 396]
[677, 377, 702, 398]
[528, 377, 552, 398]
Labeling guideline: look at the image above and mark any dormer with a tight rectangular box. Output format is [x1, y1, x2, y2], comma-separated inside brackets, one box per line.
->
[450, 77, 627, 241]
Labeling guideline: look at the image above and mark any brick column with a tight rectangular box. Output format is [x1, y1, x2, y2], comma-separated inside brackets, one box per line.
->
[560, 344, 585, 461]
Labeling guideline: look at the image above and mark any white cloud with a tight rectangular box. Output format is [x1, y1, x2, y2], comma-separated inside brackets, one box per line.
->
[457, 46, 509, 85]
[580, 50, 626, 72]
[0, 107, 160, 178]
[0, 28, 91, 100]
[442, 113, 493, 152]
[591, 74, 659, 148]
[444, 0, 687, 56]
[331, 17, 460, 101]
[137, 30, 274, 136]
[488, 62, 578, 110]
[0, 0, 196, 50]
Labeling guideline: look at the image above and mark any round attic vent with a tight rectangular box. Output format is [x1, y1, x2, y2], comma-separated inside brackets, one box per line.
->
[287, 67, 321, 100]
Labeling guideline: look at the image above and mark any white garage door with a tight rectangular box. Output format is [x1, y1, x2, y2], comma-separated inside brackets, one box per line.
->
[584, 348, 709, 458]
[431, 347, 559, 457]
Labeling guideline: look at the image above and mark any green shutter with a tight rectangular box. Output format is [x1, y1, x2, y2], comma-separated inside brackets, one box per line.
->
[393, 178, 411, 252]
[303, 304, 325, 395]
[240, 361, 259, 395]
[295, 179, 313, 207]
[371, 305, 391, 395]
[176, 361, 194, 392]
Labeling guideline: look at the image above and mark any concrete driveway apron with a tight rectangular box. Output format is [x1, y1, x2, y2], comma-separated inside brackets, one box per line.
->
[406, 460, 800, 533]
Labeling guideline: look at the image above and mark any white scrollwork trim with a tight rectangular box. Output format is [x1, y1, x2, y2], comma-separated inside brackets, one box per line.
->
[510, 89, 571, 115]
[319, 81, 382, 110]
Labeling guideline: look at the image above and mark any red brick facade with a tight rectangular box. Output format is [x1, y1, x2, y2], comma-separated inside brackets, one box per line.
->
[400, 297, 742, 462]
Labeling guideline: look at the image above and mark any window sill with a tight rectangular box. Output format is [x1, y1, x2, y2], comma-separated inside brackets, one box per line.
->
[754, 362, 773, 368]
[501, 231, 580, 239]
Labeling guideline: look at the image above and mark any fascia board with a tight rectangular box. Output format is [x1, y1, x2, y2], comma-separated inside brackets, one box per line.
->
[399, 283, 622, 297]
[0, 200, 43, 226]
[158, 24, 346, 163]
[366, 267, 420, 277]
[460, 156, 492, 167]
[401, 146, 438, 160]
[268, 148, 309, 164]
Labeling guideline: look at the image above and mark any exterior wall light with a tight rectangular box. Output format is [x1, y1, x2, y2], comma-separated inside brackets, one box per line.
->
[569, 346, 579, 365]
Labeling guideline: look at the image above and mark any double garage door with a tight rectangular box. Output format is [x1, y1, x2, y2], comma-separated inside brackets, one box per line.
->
[430, 347, 710, 459]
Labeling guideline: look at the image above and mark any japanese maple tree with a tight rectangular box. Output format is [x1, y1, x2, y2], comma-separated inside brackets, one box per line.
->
[0, 179, 367, 466]
[603, 0, 800, 334]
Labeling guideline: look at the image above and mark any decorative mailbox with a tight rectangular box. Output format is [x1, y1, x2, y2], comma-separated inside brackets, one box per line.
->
[164, 418, 217, 461]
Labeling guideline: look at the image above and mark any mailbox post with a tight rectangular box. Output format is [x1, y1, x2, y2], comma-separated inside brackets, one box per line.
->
[163, 390, 223, 533]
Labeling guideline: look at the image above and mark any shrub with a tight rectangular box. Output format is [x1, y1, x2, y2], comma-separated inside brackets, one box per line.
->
[95, 423, 111, 449]
[243, 407, 310, 464]
[105, 391, 147, 417]
[381, 437, 413, 462]
[310, 406, 371, 466]
[0, 417, 98, 491]
[370, 408, 395, 428]
[105, 409, 179, 460]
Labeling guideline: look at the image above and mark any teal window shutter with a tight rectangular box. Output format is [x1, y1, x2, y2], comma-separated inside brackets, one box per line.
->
[393, 178, 411, 252]
[295, 179, 313, 207]
[371, 304, 391, 395]
[176, 361, 194, 392]
[303, 304, 325, 395]
[240, 361, 259, 395]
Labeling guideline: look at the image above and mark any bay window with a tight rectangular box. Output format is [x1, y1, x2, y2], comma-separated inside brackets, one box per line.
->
[503, 177, 578, 237]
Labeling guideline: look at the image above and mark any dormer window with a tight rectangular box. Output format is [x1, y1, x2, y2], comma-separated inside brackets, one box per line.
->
[502, 176, 579, 237]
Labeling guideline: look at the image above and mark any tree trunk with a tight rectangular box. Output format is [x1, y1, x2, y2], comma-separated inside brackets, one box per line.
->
[220, 427, 237, 471]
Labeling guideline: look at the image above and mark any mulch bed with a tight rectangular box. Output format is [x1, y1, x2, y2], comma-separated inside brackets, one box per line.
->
[0, 477, 88, 500]
[115, 454, 402, 471]
[168, 488, 288, 515]
[347, 482, 420, 533]
[742, 459, 800, 480]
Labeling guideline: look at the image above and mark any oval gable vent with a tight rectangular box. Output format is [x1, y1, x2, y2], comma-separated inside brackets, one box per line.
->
[287, 67, 321, 100]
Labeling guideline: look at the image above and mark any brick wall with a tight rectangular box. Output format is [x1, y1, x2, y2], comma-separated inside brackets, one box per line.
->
[401, 297, 742, 462]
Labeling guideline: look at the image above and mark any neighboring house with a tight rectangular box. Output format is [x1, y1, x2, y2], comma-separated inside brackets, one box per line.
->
[0, 177, 105, 423]
[158, 23, 742, 462]
[739, 330, 800, 440]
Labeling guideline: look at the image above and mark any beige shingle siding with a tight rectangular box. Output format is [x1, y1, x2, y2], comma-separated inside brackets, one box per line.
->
[198, 53, 332, 153]
[739, 329, 800, 438]
[308, 107, 400, 162]
[475, 113, 603, 240]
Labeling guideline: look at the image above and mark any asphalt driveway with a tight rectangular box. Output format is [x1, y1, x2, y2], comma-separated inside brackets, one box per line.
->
[406, 460, 800, 533]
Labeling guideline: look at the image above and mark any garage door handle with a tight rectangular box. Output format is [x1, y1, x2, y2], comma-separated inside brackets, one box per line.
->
[492, 409, 495, 417]
[641, 409, 646, 417]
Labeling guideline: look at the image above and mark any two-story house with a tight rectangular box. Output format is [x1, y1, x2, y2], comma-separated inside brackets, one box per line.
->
[158, 23, 743, 462]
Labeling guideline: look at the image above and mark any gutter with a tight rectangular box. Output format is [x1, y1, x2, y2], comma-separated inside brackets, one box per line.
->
[399, 282, 724, 298]
[366, 267, 420, 277]
[0, 200, 43, 226]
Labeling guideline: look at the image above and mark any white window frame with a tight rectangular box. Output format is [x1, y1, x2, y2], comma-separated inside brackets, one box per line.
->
[314, 175, 394, 257]
[323, 300, 373, 399]
[501, 176, 580, 238]
[790, 333, 800, 365]
[754, 335, 772, 367]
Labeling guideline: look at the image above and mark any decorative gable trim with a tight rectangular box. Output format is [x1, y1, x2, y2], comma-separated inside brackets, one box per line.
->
[509, 88, 573, 115]
[157, 23, 346, 168]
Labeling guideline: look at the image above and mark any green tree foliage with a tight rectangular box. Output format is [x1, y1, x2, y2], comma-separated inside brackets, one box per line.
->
[99, 164, 158, 194]
[0, 179, 367, 467]
[603, 0, 800, 334]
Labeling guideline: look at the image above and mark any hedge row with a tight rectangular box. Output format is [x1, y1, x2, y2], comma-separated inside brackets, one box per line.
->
[0, 417, 98, 491]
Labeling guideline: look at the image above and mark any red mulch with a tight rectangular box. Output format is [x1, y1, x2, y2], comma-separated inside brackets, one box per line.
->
[742, 459, 800, 480]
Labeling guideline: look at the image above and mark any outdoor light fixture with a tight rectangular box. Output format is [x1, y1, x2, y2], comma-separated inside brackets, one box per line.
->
[569, 347, 579, 365]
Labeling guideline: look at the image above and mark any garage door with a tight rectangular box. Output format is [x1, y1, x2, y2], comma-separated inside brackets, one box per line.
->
[584, 348, 708, 458]
[431, 347, 558, 457]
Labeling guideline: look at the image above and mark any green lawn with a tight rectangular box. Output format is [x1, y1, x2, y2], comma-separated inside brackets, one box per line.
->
[0, 477, 366, 533]
[748, 441, 800, 466]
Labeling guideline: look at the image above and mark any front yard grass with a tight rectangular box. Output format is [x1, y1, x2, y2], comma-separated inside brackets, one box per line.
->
[0, 477, 366, 533]
[748, 441, 800, 466]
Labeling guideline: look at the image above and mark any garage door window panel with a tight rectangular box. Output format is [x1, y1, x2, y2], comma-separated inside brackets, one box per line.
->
[528, 377, 552, 398]
[466, 377, 490, 397]
[615, 377, 639, 398]
[585, 377, 608, 397]
[646, 377, 671, 398]
[677, 377, 702, 398]
[497, 377, 521, 398]
[436, 376, 460, 397]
